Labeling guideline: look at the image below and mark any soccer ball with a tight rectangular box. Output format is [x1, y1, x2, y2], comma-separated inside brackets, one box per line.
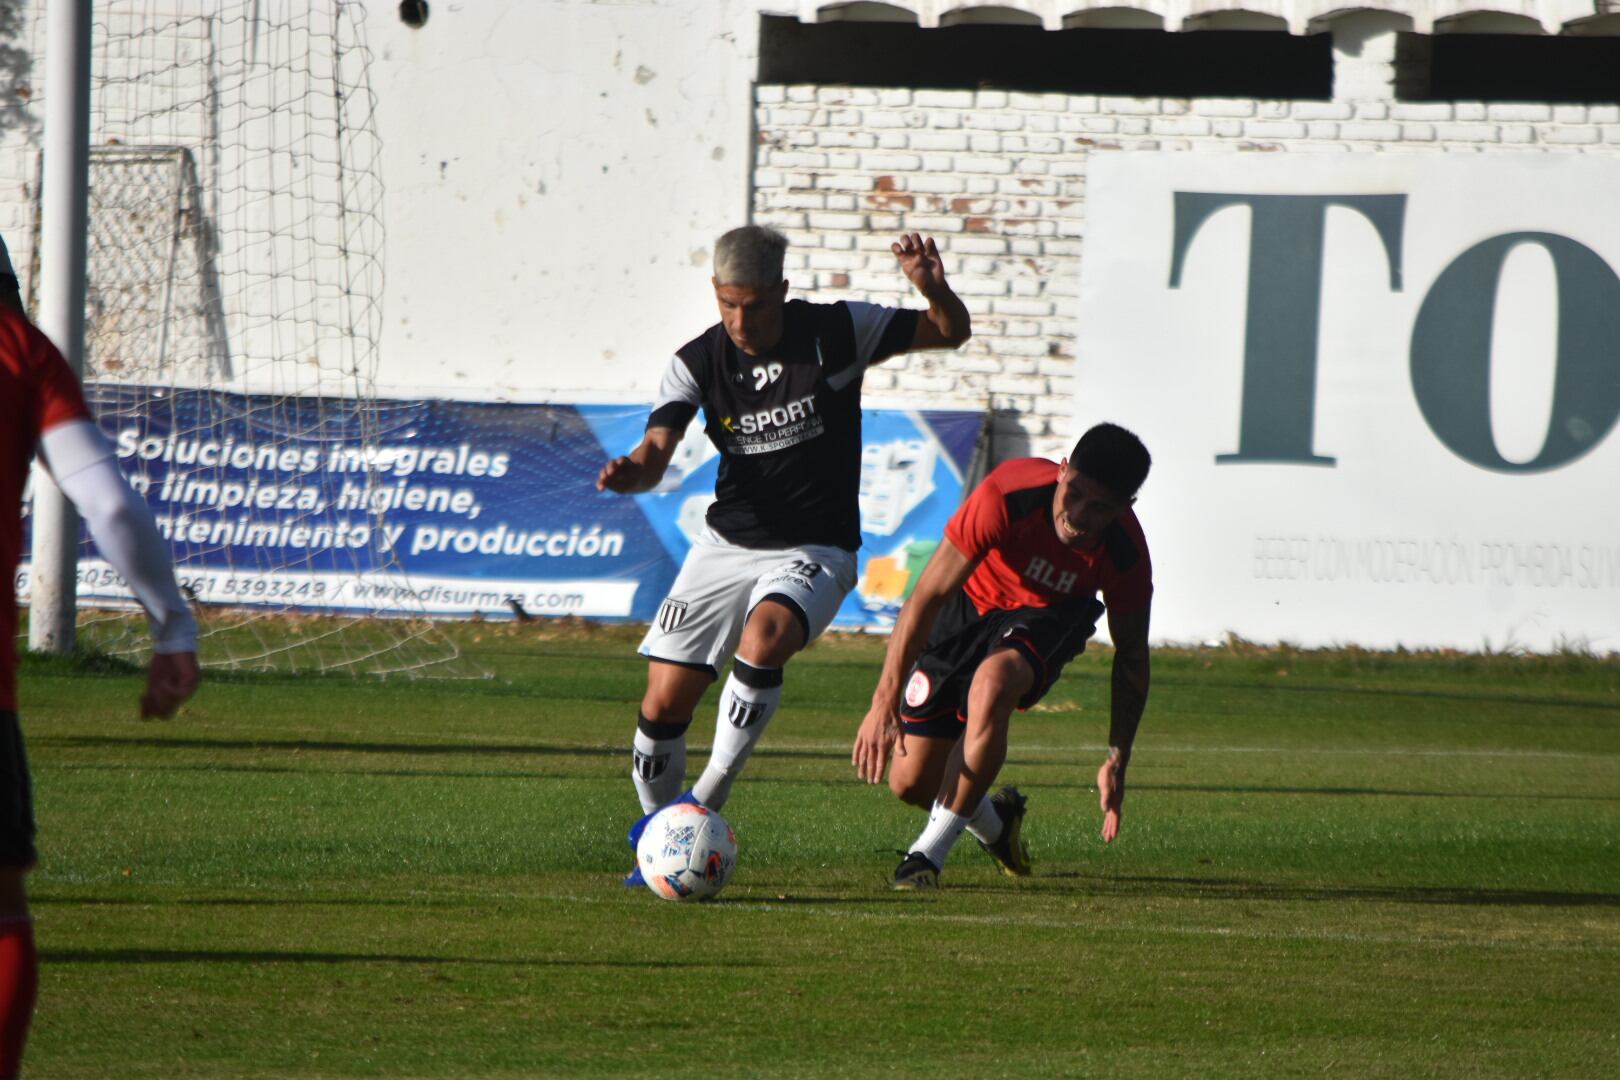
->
[635, 802, 737, 902]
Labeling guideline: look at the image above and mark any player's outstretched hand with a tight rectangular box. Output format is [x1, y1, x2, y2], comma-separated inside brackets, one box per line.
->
[596, 456, 643, 493]
[141, 650, 200, 719]
[852, 701, 906, 784]
[1097, 755, 1126, 843]
[891, 233, 947, 298]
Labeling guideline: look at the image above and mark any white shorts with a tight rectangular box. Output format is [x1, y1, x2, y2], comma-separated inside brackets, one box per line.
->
[640, 527, 858, 675]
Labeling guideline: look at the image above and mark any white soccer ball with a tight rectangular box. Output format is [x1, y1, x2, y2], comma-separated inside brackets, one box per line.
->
[636, 802, 737, 902]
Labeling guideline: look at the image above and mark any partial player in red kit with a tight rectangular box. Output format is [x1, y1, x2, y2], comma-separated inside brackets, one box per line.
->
[0, 235, 200, 1078]
[853, 423, 1152, 889]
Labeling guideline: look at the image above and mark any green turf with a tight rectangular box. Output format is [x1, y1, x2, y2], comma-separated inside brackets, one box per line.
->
[14, 626, 1620, 1078]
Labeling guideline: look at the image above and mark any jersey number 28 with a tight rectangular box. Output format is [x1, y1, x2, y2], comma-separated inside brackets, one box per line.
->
[751, 362, 783, 390]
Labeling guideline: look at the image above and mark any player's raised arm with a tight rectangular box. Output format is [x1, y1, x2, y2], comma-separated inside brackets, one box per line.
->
[1097, 600, 1151, 843]
[596, 425, 683, 494]
[892, 232, 970, 351]
[38, 419, 200, 718]
[853, 539, 977, 784]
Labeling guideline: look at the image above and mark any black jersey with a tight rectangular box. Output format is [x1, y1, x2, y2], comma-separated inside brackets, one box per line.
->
[647, 299, 918, 552]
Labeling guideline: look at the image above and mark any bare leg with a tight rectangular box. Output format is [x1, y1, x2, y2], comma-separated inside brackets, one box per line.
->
[902, 649, 1035, 874]
[886, 733, 960, 811]
[640, 660, 714, 724]
[734, 597, 806, 667]
[936, 648, 1032, 814]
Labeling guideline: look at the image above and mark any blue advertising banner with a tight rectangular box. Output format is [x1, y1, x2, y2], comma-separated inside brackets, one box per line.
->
[18, 387, 983, 630]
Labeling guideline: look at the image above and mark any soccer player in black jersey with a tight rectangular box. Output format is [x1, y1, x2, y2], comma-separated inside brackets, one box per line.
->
[597, 226, 970, 885]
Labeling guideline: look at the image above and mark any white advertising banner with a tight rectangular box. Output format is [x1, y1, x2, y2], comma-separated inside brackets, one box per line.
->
[1078, 152, 1620, 652]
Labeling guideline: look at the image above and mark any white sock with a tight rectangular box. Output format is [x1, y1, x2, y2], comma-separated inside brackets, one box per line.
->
[691, 657, 782, 812]
[964, 795, 1002, 845]
[631, 717, 687, 814]
[911, 802, 972, 870]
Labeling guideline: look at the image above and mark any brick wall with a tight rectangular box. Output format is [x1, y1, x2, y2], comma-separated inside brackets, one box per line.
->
[753, 85, 1620, 460]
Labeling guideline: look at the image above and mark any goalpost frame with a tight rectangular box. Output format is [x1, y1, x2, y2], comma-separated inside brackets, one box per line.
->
[28, 0, 93, 655]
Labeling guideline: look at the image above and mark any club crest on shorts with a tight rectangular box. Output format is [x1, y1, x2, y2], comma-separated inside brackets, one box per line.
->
[656, 598, 689, 633]
[904, 669, 932, 709]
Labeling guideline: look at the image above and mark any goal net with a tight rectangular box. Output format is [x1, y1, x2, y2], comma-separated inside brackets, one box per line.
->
[21, 2, 478, 677]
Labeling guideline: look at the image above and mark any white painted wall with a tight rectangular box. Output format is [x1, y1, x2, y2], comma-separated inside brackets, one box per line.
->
[362, 1, 765, 401]
[0, 1, 772, 401]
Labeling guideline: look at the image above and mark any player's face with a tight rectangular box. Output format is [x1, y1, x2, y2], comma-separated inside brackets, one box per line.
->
[714, 279, 788, 357]
[1052, 461, 1131, 549]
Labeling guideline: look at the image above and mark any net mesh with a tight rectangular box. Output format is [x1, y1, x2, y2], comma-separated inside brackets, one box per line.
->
[23, 2, 478, 677]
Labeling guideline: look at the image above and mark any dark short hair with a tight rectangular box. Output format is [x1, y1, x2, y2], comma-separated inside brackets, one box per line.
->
[1070, 423, 1151, 499]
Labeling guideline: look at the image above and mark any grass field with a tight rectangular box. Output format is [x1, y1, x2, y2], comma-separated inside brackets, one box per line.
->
[15, 623, 1620, 1078]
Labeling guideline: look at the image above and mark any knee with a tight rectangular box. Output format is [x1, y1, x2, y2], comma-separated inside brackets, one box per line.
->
[964, 684, 1019, 730]
[888, 771, 934, 809]
[639, 694, 692, 727]
[636, 712, 690, 741]
[641, 687, 703, 729]
[967, 654, 1032, 720]
[641, 664, 713, 721]
[739, 598, 807, 666]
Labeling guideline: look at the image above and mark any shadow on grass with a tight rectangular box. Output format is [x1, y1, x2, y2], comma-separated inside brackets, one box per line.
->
[40, 947, 756, 968]
[720, 892, 918, 907]
[1011, 778, 1620, 803]
[37, 895, 429, 909]
[1033, 873, 1620, 908]
[1140, 671, 1619, 713]
[35, 735, 857, 767]
[37, 734, 868, 771]
[38, 734, 622, 759]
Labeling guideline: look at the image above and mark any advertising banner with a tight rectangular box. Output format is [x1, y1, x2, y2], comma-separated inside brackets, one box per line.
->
[1078, 151, 1620, 651]
[18, 388, 981, 630]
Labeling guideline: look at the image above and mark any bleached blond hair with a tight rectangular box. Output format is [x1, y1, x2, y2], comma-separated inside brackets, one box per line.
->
[713, 225, 787, 287]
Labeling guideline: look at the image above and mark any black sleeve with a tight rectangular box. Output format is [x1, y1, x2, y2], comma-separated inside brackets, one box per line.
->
[647, 401, 698, 431]
[871, 308, 921, 363]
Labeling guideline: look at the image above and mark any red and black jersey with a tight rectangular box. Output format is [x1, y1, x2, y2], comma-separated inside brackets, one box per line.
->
[946, 457, 1152, 618]
[1, 307, 93, 710]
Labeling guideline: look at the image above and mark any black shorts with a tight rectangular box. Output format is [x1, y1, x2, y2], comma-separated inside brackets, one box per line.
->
[0, 711, 35, 869]
[898, 590, 1103, 738]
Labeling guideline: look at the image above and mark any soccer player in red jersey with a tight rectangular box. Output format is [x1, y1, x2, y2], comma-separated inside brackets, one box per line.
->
[0, 237, 199, 1078]
[852, 423, 1152, 889]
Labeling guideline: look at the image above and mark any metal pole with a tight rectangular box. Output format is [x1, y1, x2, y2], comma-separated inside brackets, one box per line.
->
[28, 0, 93, 654]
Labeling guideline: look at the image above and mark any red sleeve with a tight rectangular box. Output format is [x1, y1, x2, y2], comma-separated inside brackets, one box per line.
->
[30, 330, 92, 436]
[1099, 513, 1153, 616]
[943, 470, 1009, 562]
